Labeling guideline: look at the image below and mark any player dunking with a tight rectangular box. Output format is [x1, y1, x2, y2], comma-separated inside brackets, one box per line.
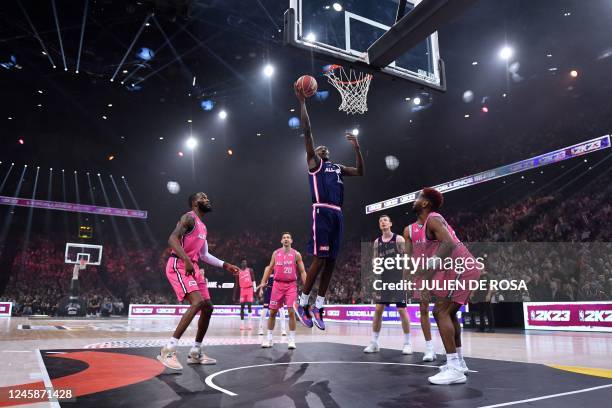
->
[158, 192, 239, 370]
[409, 188, 482, 385]
[364, 215, 413, 355]
[234, 259, 256, 330]
[259, 232, 307, 349]
[293, 88, 364, 330]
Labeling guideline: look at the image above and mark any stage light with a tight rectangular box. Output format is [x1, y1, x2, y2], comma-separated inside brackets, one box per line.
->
[263, 64, 275, 77]
[8, 117, 12, 120]
[546, 53, 552, 58]
[482, 106, 489, 113]
[167, 181, 180, 194]
[178, 151, 184, 157]
[186, 137, 198, 150]
[159, 137, 164, 140]
[107, 103, 113, 107]
[472, 61, 478, 65]
[211, 137, 215, 141]
[218, 110, 228, 119]
[108, 155, 115, 161]
[352, 128, 359, 136]
[18, 139, 24, 145]
[333, 3, 343, 12]
[187, 119, 192, 123]
[256, 133, 262, 136]
[37, 90, 43, 94]
[570, 70, 578, 77]
[413, 97, 421, 105]
[499, 46, 513, 60]
[227, 149, 233, 155]
[464, 114, 470, 118]
[305, 32, 316, 42]
[122, 69, 128, 74]
[102, 115, 107, 120]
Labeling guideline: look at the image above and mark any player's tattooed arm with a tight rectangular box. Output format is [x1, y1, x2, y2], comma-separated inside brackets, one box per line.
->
[340, 134, 364, 176]
[295, 251, 307, 285]
[168, 213, 196, 275]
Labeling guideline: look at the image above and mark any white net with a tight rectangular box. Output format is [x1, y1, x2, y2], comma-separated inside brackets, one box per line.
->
[324, 65, 373, 115]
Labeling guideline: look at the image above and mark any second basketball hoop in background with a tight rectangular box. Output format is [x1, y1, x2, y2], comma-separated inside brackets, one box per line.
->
[294, 75, 318, 98]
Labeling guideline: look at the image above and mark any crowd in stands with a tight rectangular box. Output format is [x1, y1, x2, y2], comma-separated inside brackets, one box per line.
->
[1, 169, 610, 315]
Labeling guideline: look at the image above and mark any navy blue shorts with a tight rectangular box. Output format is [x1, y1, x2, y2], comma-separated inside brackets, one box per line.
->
[307, 205, 343, 260]
[263, 286, 273, 308]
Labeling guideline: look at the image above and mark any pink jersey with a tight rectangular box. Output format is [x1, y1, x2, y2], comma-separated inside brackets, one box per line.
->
[238, 268, 253, 288]
[273, 248, 298, 282]
[171, 211, 207, 262]
[409, 211, 459, 260]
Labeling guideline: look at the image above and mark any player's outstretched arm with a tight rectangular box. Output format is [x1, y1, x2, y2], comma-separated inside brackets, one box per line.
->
[340, 134, 364, 177]
[168, 213, 196, 275]
[199, 239, 239, 275]
[296, 90, 320, 171]
[296, 251, 307, 285]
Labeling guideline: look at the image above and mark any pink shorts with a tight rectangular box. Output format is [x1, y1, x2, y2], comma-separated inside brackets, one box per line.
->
[166, 257, 210, 303]
[431, 247, 482, 305]
[269, 280, 297, 310]
[239, 287, 254, 303]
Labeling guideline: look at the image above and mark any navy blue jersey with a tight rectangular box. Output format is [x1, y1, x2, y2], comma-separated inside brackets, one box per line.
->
[309, 160, 344, 207]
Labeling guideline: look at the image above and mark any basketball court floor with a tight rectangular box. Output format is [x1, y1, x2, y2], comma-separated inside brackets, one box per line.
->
[1, 316, 610, 407]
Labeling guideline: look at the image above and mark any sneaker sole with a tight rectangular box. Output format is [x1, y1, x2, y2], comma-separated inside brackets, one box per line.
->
[428, 376, 467, 385]
[288, 346, 296, 350]
[187, 359, 217, 365]
[293, 303, 313, 328]
[312, 319, 325, 330]
[363, 350, 379, 353]
[156, 355, 183, 370]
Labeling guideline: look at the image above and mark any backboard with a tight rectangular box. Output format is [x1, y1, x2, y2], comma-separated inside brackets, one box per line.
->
[64, 243, 103, 266]
[285, 0, 444, 90]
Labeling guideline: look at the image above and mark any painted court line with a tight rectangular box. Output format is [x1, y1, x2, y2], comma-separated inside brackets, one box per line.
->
[477, 383, 612, 407]
[36, 349, 61, 408]
[205, 361, 441, 397]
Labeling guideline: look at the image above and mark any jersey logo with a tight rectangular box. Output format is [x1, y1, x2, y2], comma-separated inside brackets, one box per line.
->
[319, 245, 330, 251]
[198, 233, 206, 239]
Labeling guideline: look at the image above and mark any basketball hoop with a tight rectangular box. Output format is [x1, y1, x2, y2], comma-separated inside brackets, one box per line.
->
[324, 64, 373, 115]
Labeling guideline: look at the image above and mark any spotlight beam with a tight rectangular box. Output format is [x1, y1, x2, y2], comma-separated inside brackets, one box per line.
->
[76, 0, 89, 73]
[122, 177, 157, 247]
[110, 175, 143, 248]
[73, 170, 83, 228]
[110, 13, 152, 82]
[182, 28, 247, 83]
[0, 164, 15, 194]
[151, 16, 194, 81]
[51, 0, 68, 70]
[255, 0, 280, 31]
[122, 7, 208, 84]
[133, 42, 202, 86]
[17, 0, 56, 68]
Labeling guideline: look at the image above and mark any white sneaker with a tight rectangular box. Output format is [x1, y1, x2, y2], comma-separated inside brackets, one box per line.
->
[157, 346, 183, 370]
[438, 360, 469, 374]
[281, 330, 288, 336]
[288, 340, 296, 349]
[402, 343, 413, 355]
[261, 339, 273, 348]
[187, 348, 217, 365]
[428, 365, 467, 385]
[423, 349, 436, 362]
[363, 341, 380, 353]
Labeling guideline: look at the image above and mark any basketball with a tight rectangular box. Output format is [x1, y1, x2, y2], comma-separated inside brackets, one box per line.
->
[295, 75, 318, 98]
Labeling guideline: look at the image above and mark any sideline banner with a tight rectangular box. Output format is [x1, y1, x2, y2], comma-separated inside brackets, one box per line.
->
[523, 301, 612, 332]
[128, 303, 465, 326]
[0, 302, 12, 317]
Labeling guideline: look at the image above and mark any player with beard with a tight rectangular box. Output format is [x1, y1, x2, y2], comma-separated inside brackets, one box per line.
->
[158, 192, 240, 370]
[408, 187, 482, 385]
[293, 89, 364, 330]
